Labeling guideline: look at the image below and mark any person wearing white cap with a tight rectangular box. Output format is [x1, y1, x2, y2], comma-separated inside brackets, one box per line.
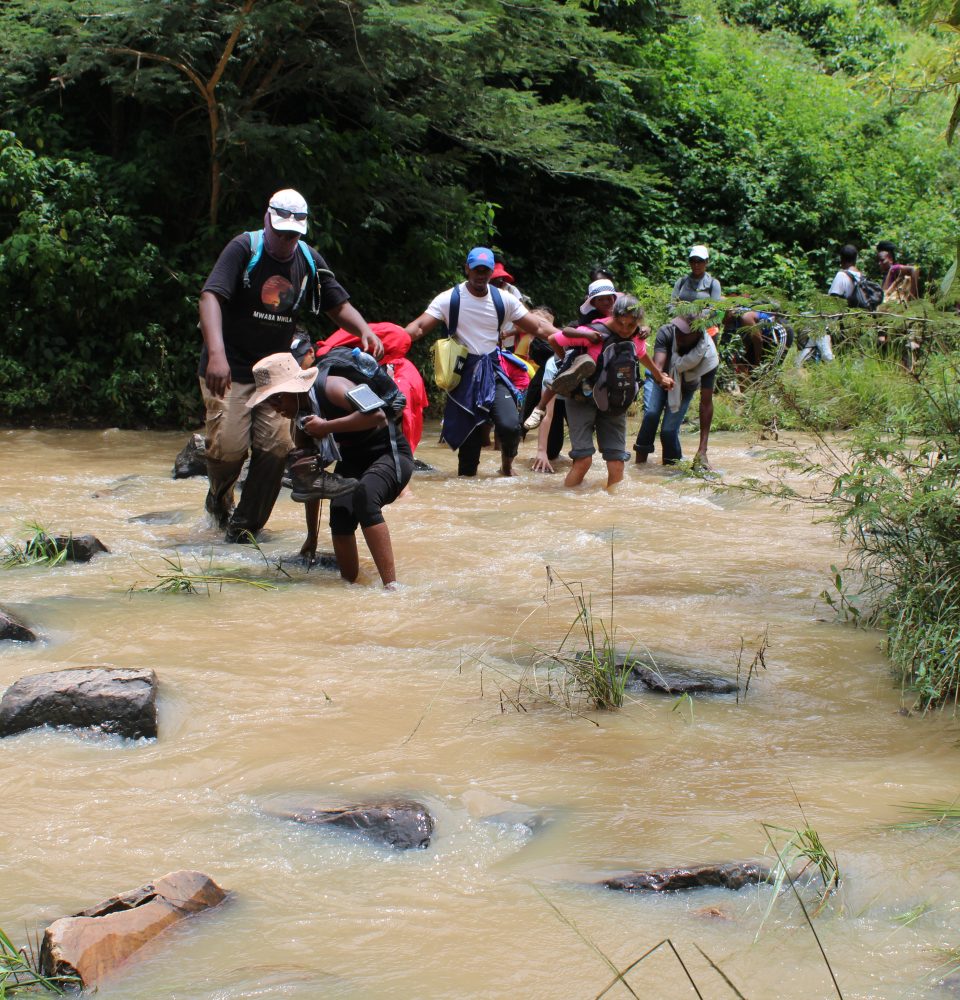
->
[198, 188, 383, 543]
[671, 245, 722, 305]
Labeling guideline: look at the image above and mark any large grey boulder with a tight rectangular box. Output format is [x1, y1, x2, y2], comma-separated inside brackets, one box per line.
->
[0, 667, 158, 739]
[271, 798, 435, 850]
[0, 607, 37, 642]
[602, 861, 772, 893]
[172, 434, 207, 478]
[41, 870, 227, 990]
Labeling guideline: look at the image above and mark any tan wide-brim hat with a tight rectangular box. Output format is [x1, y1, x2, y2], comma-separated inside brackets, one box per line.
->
[245, 352, 318, 408]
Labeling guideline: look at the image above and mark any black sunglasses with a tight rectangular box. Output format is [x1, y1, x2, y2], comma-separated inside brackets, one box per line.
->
[270, 205, 308, 222]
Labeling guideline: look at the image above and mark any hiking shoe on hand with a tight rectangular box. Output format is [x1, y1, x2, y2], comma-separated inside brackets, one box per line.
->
[551, 354, 596, 397]
[523, 407, 546, 431]
[290, 469, 358, 502]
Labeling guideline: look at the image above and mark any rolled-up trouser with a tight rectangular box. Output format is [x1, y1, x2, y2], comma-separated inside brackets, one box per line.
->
[456, 381, 521, 476]
[200, 378, 293, 535]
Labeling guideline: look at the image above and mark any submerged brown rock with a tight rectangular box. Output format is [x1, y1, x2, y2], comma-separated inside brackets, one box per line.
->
[602, 861, 772, 893]
[273, 798, 435, 850]
[0, 667, 158, 739]
[0, 607, 37, 642]
[40, 870, 227, 989]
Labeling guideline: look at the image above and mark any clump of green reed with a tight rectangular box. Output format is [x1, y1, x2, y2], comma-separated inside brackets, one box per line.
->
[129, 552, 278, 595]
[889, 797, 960, 831]
[1, 523, 69, 568]
[0, 926, 78, 995]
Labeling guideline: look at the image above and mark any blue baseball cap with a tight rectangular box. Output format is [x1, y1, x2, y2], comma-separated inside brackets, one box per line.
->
[466, 246, 495, 270]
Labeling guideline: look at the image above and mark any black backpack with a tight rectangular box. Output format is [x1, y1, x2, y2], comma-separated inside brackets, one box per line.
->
[844, 270, 883, 311]
[591, 325, 640, 413]
[312, 347, 406, 421]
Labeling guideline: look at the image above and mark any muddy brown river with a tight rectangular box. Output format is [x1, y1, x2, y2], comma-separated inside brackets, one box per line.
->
[1, 426, 958, 999]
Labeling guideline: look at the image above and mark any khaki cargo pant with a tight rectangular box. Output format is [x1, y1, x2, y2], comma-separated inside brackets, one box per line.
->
[200, 379, 293, 538]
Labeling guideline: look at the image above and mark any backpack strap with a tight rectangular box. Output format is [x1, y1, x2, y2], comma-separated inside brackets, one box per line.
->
[448, 284, 461, 338]
[243, 230, 264, 288]
[489, 284, 505, 333]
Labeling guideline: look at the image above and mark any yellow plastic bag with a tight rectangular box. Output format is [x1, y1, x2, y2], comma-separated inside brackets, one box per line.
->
[431, 337, 468, 391]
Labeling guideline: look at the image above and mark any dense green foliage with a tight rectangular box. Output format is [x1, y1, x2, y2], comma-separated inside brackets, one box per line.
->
[0, 0, 955, 425]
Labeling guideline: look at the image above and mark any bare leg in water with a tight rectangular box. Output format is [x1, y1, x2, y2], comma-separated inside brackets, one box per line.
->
[332, 522, 397, 587]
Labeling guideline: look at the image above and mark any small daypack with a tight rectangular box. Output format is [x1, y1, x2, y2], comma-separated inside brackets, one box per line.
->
[591, 324, 640, 413]
[312, 347, 406, 421]
[308, 347, 407, 476]
[844, 270, 883, 312]
[243, 230, 332, 313]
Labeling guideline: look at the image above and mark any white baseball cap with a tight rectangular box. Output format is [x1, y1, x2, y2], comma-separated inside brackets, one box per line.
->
[268, 189, 309, 235]
[689, 244, 709, 261]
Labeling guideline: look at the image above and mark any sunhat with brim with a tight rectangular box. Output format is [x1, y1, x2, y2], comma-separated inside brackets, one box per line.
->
[579, 278, 620, 315]
[491, 261, 514, 284]
[245, 352, 318, 408]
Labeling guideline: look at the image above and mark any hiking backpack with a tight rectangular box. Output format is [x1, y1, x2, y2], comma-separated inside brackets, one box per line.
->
[843, 270, 884, 312]
[591, 324, 640, 413]
[311, 347, 406, 422]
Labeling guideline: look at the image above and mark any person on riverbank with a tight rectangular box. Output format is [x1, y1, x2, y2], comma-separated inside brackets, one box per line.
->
[405, 247, 558, 477]
[877, 240, 920, 304]
[553, 295, 665, 488]
[671, 245, 722, 307]
[199, 188, 383, 543]
[722, 307, 793, 372]
[247, 351, 412, 588]
[633, 314, 718, 469]
[798, 243, 861, 365]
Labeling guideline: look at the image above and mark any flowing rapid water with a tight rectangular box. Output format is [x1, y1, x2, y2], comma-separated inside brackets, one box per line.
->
[1, 426, 958, 999]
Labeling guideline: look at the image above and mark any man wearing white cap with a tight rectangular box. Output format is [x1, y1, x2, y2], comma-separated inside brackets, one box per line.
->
[198, 188, 383, 542]
[671, 245, 722, 305]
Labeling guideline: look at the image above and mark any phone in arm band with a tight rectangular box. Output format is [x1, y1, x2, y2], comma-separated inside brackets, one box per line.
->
[345, 384, 386, 413]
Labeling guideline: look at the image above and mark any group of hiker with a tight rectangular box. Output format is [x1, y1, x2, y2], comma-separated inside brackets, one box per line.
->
[197, 188, 919, 587]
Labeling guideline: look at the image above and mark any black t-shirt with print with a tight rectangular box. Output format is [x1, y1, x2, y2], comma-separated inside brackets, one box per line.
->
[199, 234, 350, 383]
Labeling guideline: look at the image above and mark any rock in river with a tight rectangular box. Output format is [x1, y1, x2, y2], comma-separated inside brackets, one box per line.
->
[272, 798, 435, 850]
[603, 861, 772, 893]
[0, 607, 37, 642]
[0, 667, 158, 739]
[172, 433, 207, 478]
[625, 660, 738, 695]
[43, 534, 109, 562]
[41, 870, 227, 990]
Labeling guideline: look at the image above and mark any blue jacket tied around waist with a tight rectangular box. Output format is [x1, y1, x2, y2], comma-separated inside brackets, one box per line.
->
[442, 351, 518, 451]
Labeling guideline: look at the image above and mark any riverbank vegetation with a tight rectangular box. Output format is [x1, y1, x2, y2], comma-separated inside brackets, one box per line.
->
[0, 0, 957, 425]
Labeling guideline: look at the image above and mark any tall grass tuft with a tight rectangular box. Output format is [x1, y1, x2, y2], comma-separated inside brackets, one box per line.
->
[1, 523, 69, 569]
[0, 925, 78, 995]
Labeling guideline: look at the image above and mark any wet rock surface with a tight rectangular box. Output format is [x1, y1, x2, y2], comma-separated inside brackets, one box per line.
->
[0, 667, 158, 739]
[602, 861, 772, 893]
[484, 810, 556, 835]
[129, 510, 188, 525]
[412, 459, 438, 473]
[272, 798, 435, 850]
[279, 552, 339, 571]
[172, 434, 207, 478]
[48, 534, 109, 562]
[0, 607, 37, 642]
[624, 660, 738, 695]
[41, 870, 227, 989]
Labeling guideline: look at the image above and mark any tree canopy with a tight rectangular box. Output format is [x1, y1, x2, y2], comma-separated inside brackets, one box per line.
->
[0, 0, 954, 424]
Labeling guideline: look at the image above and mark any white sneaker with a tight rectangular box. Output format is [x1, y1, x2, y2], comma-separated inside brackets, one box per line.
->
[523, 408, 545, 431]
